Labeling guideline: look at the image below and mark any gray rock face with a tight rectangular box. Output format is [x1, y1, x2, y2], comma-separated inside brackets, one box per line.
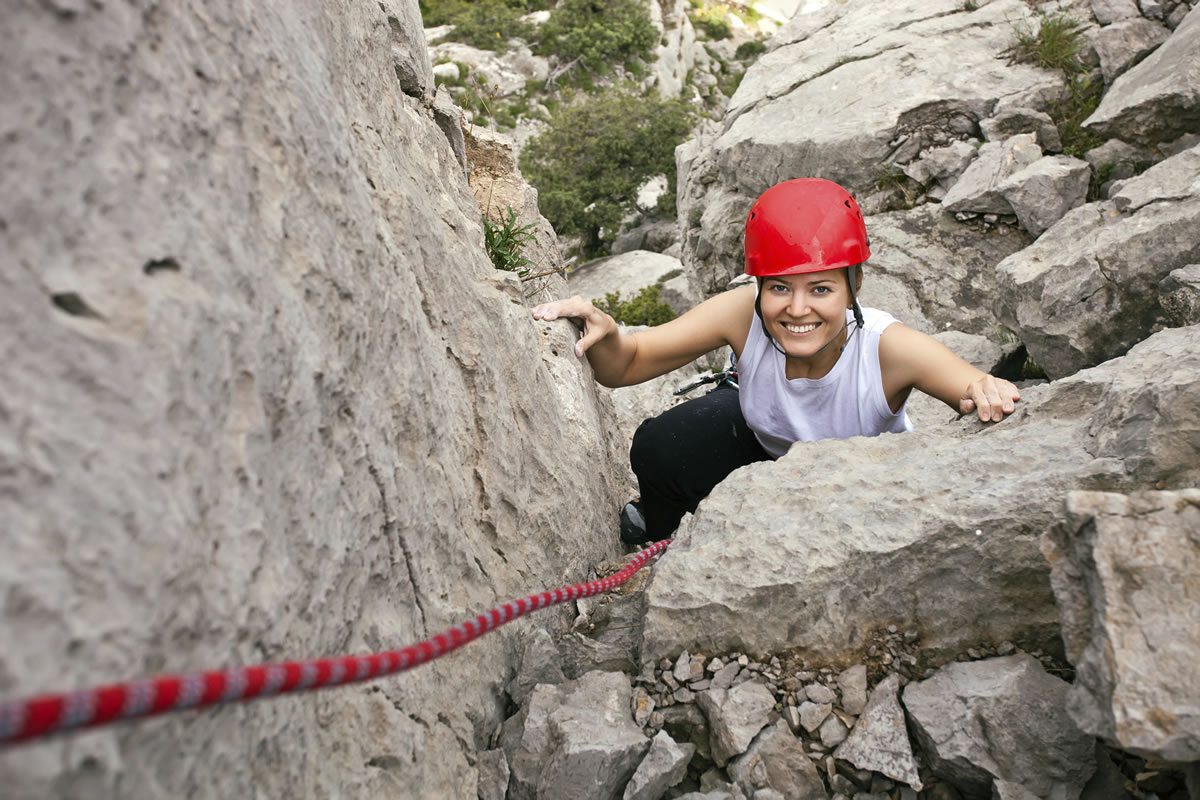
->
[998, 155, 1092, 237]
[904, 139, 982, 190]
[641, 324, 1200, 663]
[1160, 263, 1200, 324]
[1042, 490, 1200, 761]
[833, 674, 922, 790]
[979, 109, 1062, 153]
[1092, 0, 1142, 26]
[508, 627, 567, 706]
[697, 682, 777, 766]
[728, 720, 829, 799]
[1093, 17, 1171, 84]
[0, 2, 629, 796]
[996, 144, 1200, 378]
[478, 749, 511, 800]
[857, 204, 1030, 338]
[1084, 5, 1200, 145]
[502, 671, 651, 800]
[836, 666, 868, 716]
[942, 135, 1044, 216]
[903, 656, 1097, 799]
[623, 730, 695, 800]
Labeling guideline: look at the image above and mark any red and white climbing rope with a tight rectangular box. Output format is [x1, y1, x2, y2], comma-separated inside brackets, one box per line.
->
[0, 539, 670, 747]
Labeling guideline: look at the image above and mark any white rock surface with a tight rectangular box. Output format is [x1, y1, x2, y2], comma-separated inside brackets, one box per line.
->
[1042, 490, 1200, 761]
[624, 730, 695, 800]
[1094, 17, 1171, 84]
[942, 135, 1044, 216]
[728, 720, 829, 799]
[998, 155, 1092, 237]
[697, 681, 777, 766]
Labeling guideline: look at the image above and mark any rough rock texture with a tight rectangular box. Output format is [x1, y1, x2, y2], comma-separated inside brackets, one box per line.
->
[0, 2, 628, 797]
[1084, 5, 1200, 145]
[996, 143, 1200, 378]
[649, 0, 698, 100]
[501, 671, 650, 800]
[834, 675, 922, 790]
[478, 749, 511, 800]
[943, 135, 1045, 216]
[728, 720, 829, 799]
[508, 627, 567, 707]
[697, 682, 777, 767]
[998, 155, 1092, 237]
[1160, 263, 1200, 324]
[855, 205, 1030, 338]
[1093, 17, 1171, 84]
[641, 325, 1200, 663]
[903, 655, 1097, 799]
[677, 0, 1060, 295]
[623, 730, 694, 800]
[1042, 490, 1200, 761]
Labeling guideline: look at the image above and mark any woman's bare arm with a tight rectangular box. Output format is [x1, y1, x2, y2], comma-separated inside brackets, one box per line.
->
[531, 284, 756, 388]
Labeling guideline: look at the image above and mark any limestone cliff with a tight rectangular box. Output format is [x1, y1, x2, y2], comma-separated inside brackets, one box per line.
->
[0, 1, 626, 796]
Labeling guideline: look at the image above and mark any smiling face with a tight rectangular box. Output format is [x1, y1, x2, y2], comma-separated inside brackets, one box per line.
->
[758, 269, 857, 366]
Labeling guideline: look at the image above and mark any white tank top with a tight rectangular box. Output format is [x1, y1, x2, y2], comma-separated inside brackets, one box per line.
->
[738, 306, 913, 458]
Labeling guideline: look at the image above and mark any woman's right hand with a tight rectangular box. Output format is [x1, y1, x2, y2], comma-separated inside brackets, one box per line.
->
[531, 295, 618, 358]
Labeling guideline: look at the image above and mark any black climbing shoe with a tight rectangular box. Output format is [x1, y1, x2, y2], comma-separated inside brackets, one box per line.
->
[619, 501, 651, 545]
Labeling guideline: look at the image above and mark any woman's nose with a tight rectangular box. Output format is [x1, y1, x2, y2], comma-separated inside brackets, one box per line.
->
[788, 293, 809, 316]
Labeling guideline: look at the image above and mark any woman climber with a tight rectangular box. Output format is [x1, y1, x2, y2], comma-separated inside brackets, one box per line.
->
[531, 178, 1021, 544]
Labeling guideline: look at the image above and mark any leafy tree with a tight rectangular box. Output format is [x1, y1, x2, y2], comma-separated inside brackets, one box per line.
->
[419, 0, 551, 50]
[594, 285, 677, 327]
[520, 87, 694, 256]
[536, 0, 658, 76]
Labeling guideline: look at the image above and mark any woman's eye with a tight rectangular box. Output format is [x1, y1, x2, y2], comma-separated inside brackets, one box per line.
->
[769, 283, 789, 294]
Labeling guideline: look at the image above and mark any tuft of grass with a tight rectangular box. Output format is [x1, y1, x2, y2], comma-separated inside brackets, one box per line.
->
[1010, 14, 1086, 74]
[735, 39, 768, 60]
[483, 207, 538, 276]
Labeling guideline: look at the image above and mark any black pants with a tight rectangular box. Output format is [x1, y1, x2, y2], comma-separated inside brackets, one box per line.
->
[630, 386, 772, 540]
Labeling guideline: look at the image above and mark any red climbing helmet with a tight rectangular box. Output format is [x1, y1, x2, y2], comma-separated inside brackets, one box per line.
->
[744, 178, 870, 276]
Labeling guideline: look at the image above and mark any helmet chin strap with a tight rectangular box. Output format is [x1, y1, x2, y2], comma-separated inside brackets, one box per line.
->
[755, 266, 864, 360]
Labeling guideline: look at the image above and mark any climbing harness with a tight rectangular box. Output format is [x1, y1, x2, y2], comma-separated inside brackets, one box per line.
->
[0, 539, 670, 747]
[674, 353, 739, 397]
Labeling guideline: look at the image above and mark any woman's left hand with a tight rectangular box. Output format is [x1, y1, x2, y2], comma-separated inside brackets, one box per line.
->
[960, 376, 1021, 422]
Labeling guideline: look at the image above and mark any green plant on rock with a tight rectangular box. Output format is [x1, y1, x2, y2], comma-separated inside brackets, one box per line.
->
[1047, 74, 1105, 157]
[735, 39, 768, 60]
[420, 0, 549, 51]
[483, 207, 538, 276]
[1010, 13, 1086, 74]
[536, 0, 658, 77]
[690, 5, 732, 40]
[594, 284, 677, 326]
[520, 85, 694, 257]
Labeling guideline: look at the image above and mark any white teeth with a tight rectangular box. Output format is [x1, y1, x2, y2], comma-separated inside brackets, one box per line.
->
[784, 322, 818, 334]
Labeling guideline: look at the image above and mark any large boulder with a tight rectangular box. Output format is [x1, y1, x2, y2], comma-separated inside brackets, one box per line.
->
[833, 674, 922, 791]
[902, 655, 1097, 800]
[1084, 5, 1200, 146]
[0, 1, 628, 796]
[641, 324, 1200, 663]
[1042, 489, 1200, 762]
[996, 143, 1200, 378]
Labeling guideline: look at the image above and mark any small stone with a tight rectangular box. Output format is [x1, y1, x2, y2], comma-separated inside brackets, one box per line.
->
[633, 687, 656, 727]
[819, 715, 850, 748]
[711, 663, 741, 690]
[707, 657, 724, 673]
[663, 673, 679, 691]
[783, 705, 802, 734]
[795, 671, 815, 681]
[769, 656, 782, 669]
[837, 665, 869, 716]
[806, 684, 838, 705]
[828, 773, 857, 794]
[690, 679, 711, 691]
[887, 625, 898, 634]
[997, 641, 1016, 655]
[799, 701, 833, 733]
[967, 648, 981, 659]
[673, 651, 692, 683]
[737, 655, 749, 667]
[674, 687, 695, 704]
[659, 658, 673, 671]
[688, 659, 706, 683]
[649, 711, 665, 728]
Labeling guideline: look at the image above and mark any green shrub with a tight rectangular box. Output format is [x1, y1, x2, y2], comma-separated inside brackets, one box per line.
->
[418, 0, 550, 50]
[735, 40, 768, 60]
[1010, 14, 1086, 74]
[594, 284, 677, 326]
[520, 86, 694, 256]
[483, 207, 537, 276]
[690, 6, 732, 40]
[1047, 74, 1105, 157]
[537, 0, 658, 76]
